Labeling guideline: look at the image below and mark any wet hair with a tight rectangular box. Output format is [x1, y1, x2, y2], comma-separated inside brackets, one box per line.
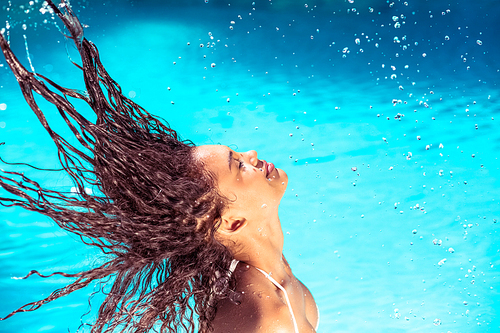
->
[0, 1, 236, 332]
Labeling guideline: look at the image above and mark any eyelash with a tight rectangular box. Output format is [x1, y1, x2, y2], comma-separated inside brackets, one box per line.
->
[238, 160, 245, 169]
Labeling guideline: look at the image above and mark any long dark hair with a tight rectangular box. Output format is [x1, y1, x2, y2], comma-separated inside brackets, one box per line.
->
[0, 1, 235, 332]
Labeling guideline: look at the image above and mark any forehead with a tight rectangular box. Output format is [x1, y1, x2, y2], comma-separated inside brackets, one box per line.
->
[194, 145, 231, 175]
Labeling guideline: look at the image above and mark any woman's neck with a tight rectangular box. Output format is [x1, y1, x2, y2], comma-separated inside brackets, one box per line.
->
[234, 215, 292, 285]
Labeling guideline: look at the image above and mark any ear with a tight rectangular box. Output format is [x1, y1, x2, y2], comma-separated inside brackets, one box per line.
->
[217, 216, 247, 235]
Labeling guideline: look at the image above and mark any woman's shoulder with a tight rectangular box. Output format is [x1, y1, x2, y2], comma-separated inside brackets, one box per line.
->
[211, 262, 317, 332]
[211, 266, 296, 332]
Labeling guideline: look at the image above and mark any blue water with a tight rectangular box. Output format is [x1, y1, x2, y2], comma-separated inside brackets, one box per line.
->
[1, 0, 499, 332]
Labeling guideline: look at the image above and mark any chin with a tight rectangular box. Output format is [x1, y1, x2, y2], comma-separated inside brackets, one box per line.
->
[276, 168, 288, 189]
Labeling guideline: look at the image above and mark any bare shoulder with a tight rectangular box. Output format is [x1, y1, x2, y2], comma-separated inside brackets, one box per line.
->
[212, 264, 294, 332]
[212, 290, 296, 333]
[211, 263, 317, 333]
[296, 278, 319, 329]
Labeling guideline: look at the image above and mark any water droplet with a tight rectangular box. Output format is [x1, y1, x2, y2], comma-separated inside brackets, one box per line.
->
[448, 247, 455, 253]
[433, 318, 441, 326]
[355, 38, 360, 45]
[211, 63, 216, 68]
[412, 229, 418, 234]
[445, 35, 450, 41]
[261, 204, 267, 208]
[477, 40, 483, 45]
[0, 103, 7, 111]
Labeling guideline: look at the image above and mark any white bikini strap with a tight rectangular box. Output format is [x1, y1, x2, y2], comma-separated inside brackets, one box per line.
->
[254, 267, 299, 333]
[229, 259, 239, 274]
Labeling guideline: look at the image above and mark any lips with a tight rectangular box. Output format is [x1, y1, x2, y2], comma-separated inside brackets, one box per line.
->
[262, 160, 275, 178]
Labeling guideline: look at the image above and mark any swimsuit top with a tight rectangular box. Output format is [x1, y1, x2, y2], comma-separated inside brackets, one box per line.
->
[229, 259, 300, 333]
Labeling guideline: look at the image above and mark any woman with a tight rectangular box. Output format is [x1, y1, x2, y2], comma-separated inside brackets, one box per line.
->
[198, 145, 318, 332]
[0, 1, 318, 332]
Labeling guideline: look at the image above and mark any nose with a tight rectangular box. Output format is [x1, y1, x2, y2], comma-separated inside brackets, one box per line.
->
[246, 150, 259, 167]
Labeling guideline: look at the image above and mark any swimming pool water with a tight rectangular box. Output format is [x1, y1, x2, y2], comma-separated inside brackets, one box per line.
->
[0, 0, 499, 332]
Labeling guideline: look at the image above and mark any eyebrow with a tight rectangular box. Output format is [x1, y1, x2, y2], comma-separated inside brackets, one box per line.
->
[228, 150, 233, 171]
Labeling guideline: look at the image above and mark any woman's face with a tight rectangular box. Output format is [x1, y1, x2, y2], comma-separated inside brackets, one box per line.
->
[194, 145, 288, 224]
